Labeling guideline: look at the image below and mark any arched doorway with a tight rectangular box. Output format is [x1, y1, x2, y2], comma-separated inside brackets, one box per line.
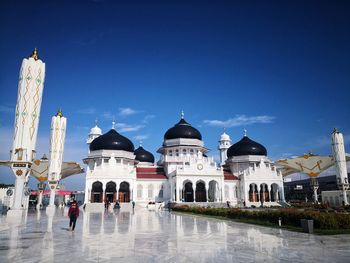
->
[183, 182, 194, 202]
[105, 181, 117, 203]
[249, 183, 259, 202]
[195, 181, 206, 202]
[270, 183, 279, 202]
[119, 181, 130, 202]
[91, 181, 103, 203]
[208, 180, 219, 202]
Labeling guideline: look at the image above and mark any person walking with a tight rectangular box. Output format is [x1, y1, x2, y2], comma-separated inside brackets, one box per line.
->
[68, 200, 80, 232]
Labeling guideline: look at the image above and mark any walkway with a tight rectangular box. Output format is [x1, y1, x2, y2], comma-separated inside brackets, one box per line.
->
[0, 206, 349, 262]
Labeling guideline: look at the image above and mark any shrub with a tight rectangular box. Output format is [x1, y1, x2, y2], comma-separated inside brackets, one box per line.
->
[172, 206, 350, 230]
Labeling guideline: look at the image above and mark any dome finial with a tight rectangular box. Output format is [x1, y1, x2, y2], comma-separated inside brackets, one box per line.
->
[30, 48, 39, 60]
[181, 110, 184, 119]
[243, 128, 247, 137]
[139, 141, 143, 147]
[95, 118, 98, 126]
[56, 108, 63, 117]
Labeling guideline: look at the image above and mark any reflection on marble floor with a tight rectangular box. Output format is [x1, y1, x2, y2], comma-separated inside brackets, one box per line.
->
[0, 205, 350, 263]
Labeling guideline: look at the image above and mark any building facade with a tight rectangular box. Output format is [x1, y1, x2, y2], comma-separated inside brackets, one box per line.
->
[83, 114, 285, 209]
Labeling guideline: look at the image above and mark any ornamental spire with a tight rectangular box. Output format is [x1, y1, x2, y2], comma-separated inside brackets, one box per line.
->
[243, 128, 247, 137]
[30, 48, 39, 60]
[139, 141, 143, 147]
[56, 109, 63, 117]
[181, 110, 184, 119]
[112, 120, 116, 130]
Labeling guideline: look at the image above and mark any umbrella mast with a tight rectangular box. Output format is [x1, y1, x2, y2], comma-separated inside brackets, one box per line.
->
[331, 128, 349, 205]
[47, 110, 67, 212]
[8, 49, 45, 216]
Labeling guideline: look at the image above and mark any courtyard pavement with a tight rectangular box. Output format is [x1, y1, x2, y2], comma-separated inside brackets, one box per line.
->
[0, 205, 349, 263]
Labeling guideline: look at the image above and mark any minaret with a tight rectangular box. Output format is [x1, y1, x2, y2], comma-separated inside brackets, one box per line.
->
[331, 128, 349, 205]
[87, 119, 102, 152]
[218, 129, 231, 165]
[47, 110, 67, 212]
[9, 49, 46, 213]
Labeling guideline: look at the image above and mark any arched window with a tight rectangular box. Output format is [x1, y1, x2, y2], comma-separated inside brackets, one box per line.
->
[137, 184, 143, 199]
[148, 185, 154, 198]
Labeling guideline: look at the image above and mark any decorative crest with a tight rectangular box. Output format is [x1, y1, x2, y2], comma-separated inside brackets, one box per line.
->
[30, 48, 39, 60]
[56, 109, 63, 117]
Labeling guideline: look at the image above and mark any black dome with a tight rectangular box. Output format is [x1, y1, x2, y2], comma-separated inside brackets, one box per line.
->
[134, 146, 155, 163]
[164, 118, 202, 140]
[227, 136, 267, 157]
[90, 129, 134, 152]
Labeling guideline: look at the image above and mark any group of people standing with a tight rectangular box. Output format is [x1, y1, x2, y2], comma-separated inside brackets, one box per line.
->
[104, 200, 136, 210]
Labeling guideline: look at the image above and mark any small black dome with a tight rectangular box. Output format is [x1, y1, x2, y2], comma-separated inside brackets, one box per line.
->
[90, 129, 134, 152]
[164, 118, 202, 140]
[227, 136, 267, 157]
[134, 146, 155, 163]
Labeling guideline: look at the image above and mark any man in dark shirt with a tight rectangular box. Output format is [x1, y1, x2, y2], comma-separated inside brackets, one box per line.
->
[68, 200, 80, 231]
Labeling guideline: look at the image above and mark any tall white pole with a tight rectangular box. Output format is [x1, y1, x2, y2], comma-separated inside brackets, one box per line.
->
[9, 49, 45, 213]
[331, 128, 349, 205]
[47, 111, 67, 211]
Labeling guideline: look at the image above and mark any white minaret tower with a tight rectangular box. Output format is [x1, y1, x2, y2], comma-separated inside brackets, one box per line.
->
[8, 49, 46, 215]
[47, 110, 67, 212]
[331, 128, 349, 205]
[87, 120, 102, 152]
[218, 130, 231, 166]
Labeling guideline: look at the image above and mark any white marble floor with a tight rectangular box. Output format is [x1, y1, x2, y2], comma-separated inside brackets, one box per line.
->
[0, 205, 349, 263]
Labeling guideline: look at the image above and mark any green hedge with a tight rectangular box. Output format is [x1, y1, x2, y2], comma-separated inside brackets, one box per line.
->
[172, 206, 350, 230]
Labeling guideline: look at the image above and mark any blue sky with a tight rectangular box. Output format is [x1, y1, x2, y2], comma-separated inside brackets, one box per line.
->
[0, 0, 349, 190]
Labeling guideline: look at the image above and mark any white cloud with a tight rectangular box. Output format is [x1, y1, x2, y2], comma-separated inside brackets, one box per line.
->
[0, 105, 14, 113]
[141, 114, 155, 124]
[118, 107, 137, 117]
[134, 134, 149, 141]
[116, 123, 144, 132]
[203, 115, 275, 128]
[102, 111, 113, 120]
[76, 107, 96, 114]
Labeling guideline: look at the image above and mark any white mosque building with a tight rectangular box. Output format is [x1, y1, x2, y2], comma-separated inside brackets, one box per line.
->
[83, 113, 285, 209]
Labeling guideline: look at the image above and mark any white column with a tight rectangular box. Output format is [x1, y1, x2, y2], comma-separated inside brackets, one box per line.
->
[8, 50, 45, 212]
[37, 191, 43, 209]
[331, 129, 349, 205]
[280, 183, 286, 202]
[47, 112, 67, 211]
[205, 185, 208, 202]
[175, 178, 180, 202]
[267, 185, 271, 202]
[193, 185, 196, 202]
[13, 176, 26, 209]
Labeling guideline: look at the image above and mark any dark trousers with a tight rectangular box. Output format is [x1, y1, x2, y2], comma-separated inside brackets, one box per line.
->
[69, 215, 77, 230]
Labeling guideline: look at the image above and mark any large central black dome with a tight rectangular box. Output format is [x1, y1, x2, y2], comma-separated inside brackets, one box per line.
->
[134, 146, 155, 163]
[90, 129, 134, 152]
[227, 136, 267, 157]
[164, 118, 202, 140]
